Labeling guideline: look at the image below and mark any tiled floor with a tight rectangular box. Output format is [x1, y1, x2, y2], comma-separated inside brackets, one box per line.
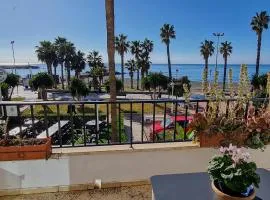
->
[0, 185, 152, 200]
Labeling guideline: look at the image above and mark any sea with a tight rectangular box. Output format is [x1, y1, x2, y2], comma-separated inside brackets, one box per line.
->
[6, 64, 270, 82]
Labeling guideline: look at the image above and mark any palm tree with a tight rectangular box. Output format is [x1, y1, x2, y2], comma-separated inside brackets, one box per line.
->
[130, 40, 141, 90]
[200, 40, 215, 82]
[71, 50, 86, 78]
[64, 42, 75, 87]
[160, 24, 176, 80]
[35, 41, 56, 75]
[87, 51, 103, 67]
[140, 38, 154, 77]
[115, 34, 129, 90]
[105, 0, 117, 142]
[55, 37, 68, 89]
[251, 11, 270, 76]
[220, 41, 233, 91]
[125, 59, 136, 89]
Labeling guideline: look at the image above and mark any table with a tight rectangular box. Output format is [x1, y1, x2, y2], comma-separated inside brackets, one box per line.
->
[86, 120, 103, 126]
[37, 120, 69, 138]
[151, 169, 270, 200]
[8, 126, 28, 136]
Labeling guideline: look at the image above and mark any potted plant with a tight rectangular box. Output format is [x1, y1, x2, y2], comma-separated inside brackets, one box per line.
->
[208, 144, 260, 199]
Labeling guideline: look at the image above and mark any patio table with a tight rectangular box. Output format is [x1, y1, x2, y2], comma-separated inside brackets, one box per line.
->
[151, 168, 270, 200]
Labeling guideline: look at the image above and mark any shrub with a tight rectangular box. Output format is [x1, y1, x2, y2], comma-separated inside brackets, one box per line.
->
[0, 73, 20, 100]
[70, 78, 89, 100]
[104, 79, 123, 93]
[168, 76, 191, 97]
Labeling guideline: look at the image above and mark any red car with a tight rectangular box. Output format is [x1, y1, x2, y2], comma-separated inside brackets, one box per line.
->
[148, 115, 193, 139]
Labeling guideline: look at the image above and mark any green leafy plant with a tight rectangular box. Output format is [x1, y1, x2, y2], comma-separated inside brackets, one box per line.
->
[208, 144, 260, 195]
[70, 78, 89, 100]
[104, 79, 123, 93]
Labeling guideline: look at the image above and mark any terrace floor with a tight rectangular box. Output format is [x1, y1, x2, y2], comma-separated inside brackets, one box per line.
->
[0, 185, 152, 200]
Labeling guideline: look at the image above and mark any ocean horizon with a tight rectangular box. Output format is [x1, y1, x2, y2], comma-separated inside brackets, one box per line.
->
[4, 63, 270, 82]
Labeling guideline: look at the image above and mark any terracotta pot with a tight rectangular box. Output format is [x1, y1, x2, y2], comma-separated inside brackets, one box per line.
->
[0, 138, 52, 161]
[211, 182, 256, 200]
[199, 133, 225, 147]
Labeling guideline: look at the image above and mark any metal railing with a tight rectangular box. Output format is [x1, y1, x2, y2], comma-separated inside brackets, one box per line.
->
[0, 98, 267, 148]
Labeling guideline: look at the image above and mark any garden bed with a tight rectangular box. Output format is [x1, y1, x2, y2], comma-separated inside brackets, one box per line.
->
[0, 137, 51, 161]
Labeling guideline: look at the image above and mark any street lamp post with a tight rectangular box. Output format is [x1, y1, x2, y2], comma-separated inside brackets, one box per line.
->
[10, 41, 16, 74]
[213, 33, 224, 71]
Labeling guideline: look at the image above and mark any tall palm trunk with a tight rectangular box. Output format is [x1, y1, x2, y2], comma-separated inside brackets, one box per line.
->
[66, 62, 71, 87]
[121, 54, 124, 91]
[141, 69, 145, 90]
[205, 58, 209, 82]
[222, 56, 227, 92]
[255, 33, 262, 77]
[54, 66, 57, 77]
[60, 62, 64, 89]
[166, 43, 172, 80]
[130, 74, 134, 89]
[136, 69, 140, 90]
[46, 62, 53, 75]
[105, 0, 117, 142]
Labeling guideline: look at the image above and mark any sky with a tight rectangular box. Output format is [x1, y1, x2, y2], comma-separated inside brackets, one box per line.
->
[0, 0, 270, 64]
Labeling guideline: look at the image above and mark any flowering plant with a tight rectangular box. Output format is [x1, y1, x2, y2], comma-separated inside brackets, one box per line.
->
[207, 144, 260, 196]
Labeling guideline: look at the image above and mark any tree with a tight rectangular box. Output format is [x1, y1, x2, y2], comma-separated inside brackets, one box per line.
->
[71, 50, 86, 78]
[87, 51, 105, 91]
[160, 24, 176, 80]
[169, 76, 191, 97]
[220, 41, 233, 91]
[115, 34, 129, 90]
[35, 41, 56, 75]
[251, 11, 270, 76]
[125, 59, 136, 89]
[105, 0, 117, 142]
[200, 40, 215, 82]
[30, 72, 54, 100]
[0, 73, 20, 100]
[130, 40, 142, 90]
[64, 42, 76, 87]
[70, 78, 89, 100]
[140, 38, 154, 77]
[142, 73, 168, 99]
[104, 79, 123, 93]
[55, 37, 68, 89]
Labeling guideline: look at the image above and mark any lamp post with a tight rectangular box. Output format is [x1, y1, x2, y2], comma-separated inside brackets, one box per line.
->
[10, 41, 16, 74]
[213, 32, 224, 71]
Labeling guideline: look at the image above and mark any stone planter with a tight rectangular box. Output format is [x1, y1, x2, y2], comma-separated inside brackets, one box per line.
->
[211, 182, 256, 200]
[0, 138, 52, 161]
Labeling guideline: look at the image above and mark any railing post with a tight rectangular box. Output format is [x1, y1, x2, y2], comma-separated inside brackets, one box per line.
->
[130, 102, 133, 148]
[82, 103, 86, 146]
[118, 103, 121, 144]
[44, 105, 49, 138]
[57, 104, 62, 147]
[106, 103, 110, 144]
[69, 104, 74, 146]
[141, 102, 144, 143]
[152, 102, 156, 143]
[225, 100, 230, 118]
[184, 104, 188, 141]
[163, 102, 166, 142]
[174, 101, 177, 141]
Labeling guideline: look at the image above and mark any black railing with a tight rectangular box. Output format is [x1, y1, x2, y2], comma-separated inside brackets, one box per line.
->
[0, 98, 268, 148]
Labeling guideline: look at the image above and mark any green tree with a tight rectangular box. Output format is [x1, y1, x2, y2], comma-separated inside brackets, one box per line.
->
[115, 34, 129, 90]
[35, 41, 56, 75]
[130, 40, 142, 90]
[105, 0, 117, 142]
[160, 24, 176, 80]
[55, 37, 68, 89]
[64, 42, 76, 87]
[220, 41, 233, 91]
[71, 50, 86, 78]
[140, 38, 154, 77]
[125, 59, 136, 89]
[87, 51, 105, 91]
[104, 79, 123, 93]
[200, 40, 215, 82]
[251, 11, 270, 76]
[169, 76, 191, 97]
[0, 73, 20, 100]
[30, 72, 54, 100]
[70, 78, 89, 100]
[142, 73, 168, 99]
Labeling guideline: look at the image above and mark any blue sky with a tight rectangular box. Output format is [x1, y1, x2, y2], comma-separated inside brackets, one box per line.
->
[0, 0, 270, 64]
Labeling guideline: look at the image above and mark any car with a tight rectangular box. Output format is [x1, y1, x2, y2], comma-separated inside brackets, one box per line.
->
[148, 115, 193, 140]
